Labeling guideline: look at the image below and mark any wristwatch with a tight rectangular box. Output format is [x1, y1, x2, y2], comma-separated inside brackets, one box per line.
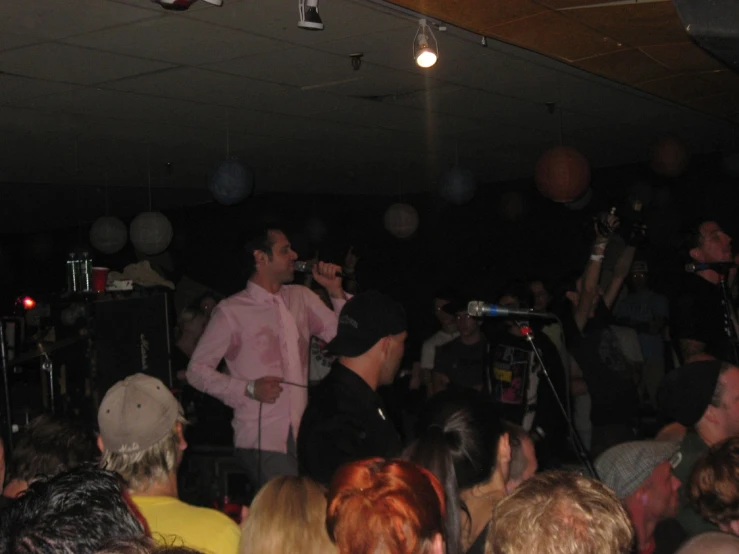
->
[246, 380, 256, 399]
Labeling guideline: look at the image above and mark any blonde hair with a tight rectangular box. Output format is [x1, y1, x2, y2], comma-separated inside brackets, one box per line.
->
[240, 476, 336, 554]
[100, 417, 185, 492]
[486, 470, 633, 554]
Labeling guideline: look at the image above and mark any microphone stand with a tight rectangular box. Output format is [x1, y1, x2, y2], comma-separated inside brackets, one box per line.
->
[516, 321, 599, 480]
[717, 268, 739, 365]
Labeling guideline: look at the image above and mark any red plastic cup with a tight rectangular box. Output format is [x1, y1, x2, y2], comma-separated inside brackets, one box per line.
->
[91, 267, 109, 293]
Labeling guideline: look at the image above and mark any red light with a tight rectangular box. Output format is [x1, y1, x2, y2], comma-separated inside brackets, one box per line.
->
[22, 296, 36, 310]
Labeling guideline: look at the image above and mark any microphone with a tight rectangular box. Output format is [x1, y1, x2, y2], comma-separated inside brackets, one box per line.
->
[685, 261, 736, 273]
[294, 261, 346, 278]
[467, 301, 556, 319]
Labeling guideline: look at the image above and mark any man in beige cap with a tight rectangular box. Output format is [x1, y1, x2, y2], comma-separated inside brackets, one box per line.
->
[97, 373, 240, 553]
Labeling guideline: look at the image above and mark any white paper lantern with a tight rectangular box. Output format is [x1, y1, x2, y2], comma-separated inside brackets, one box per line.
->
[89, 216, 128, 254]
[384, 203, 419, 239]
[130, 212, 173, 255]
[439, 167, 477, 205]
[209, 160, 254, 206]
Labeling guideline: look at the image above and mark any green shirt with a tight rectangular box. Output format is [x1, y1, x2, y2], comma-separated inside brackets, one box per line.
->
[673, 430, 718, 537]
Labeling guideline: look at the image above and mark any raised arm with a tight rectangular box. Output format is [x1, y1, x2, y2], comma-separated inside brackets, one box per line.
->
[603, 244, 636, 310]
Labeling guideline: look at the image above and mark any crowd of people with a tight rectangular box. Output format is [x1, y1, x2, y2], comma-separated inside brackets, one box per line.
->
[3, 213, 739, 554]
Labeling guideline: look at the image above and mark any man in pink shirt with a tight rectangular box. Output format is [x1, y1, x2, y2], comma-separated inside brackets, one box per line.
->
[187, 226, 346, 487]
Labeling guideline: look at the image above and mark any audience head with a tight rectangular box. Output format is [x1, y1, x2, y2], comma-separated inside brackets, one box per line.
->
[244, 226, 297, 283]
[527, 279, 552, 312]
[432, 287, 460, 335]
[596, 440, 681, 526]
[97, 374, 186, 492]
[405, 389, 510, 554]
[326, 458, 446, 554]
[440, 300, 481, 343]
[660, 360, 739, 443]
[684, 219, 733, 264]
[239, 475, 335, 554]
[628, 261, 649, 291]
[504, 423, 538, 494]
[486, 470, 634, 554]
[689, 436, 739, 534]
[0, 466, 145, 554]
[326, 291, 407, 387]
[675, 532, 739, 554]
[3, 413, 98, 497]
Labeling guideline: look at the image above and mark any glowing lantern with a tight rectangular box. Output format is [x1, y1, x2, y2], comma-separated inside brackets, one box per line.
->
[384, 203, 419, 239]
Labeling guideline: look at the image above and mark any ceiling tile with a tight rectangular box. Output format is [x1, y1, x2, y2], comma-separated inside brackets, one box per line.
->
[639, 74, 725, 103]
[188, 0, 410, 46]
[486, 10, 624, 62]
[0, 43, 174, 85]
[388, 0, 546, 30]
[0, 0, 159, 40]
[64, 17, 287, 66]
[575, 48, 673, 84]
[0, 74, 79, 105]
[561, 2, 688, 48]
[641, 42, 725, 74]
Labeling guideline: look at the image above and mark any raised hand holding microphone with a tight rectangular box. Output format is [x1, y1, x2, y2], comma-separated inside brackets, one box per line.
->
[311, 261, 346, 300]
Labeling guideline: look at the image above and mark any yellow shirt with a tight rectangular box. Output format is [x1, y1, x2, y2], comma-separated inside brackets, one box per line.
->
[132, 495, 241, 554]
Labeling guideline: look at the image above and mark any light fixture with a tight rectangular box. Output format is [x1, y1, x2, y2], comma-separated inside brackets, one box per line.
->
[414, 19, 438, 68]
[298, 0, 323, 30]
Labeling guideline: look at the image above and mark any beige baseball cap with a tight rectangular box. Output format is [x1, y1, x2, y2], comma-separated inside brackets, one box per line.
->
[98, 373, 182, 454]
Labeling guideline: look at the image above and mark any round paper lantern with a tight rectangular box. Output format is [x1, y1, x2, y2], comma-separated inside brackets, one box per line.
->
[535, 146, 591, 203]
[130, 212, 173, 255]
[439, 167, 477, 205]
[208, 160, 254, 206]
[564, 187, 593, 211]
[650, 136, 690, 177]
[89, 216, 128, 254]
[384, 203, 419, 239]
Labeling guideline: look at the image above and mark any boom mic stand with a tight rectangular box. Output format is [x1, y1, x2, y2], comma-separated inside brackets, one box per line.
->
[717, 267, 739, 365]
[516, 321, 599, 479]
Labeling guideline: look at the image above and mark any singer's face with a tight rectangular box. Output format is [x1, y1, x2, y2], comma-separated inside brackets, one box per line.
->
[694, 222, 733, 263]
[263, 231, 298, 283]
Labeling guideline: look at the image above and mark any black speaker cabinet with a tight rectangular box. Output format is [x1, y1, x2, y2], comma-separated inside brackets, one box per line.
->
[94, 294, 172, 398]
[672, 0, 739, 70]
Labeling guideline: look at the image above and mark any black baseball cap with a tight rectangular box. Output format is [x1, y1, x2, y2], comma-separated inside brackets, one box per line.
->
[326, 291, 407, 357]
[659, 360, 723, 427]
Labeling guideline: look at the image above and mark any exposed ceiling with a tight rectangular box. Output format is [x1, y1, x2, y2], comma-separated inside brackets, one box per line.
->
[0, 0, 735, 208]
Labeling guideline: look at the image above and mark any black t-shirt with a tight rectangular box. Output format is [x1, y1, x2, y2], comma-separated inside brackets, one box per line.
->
[561, 301, 638, 425]
[672, 273, 738, 364]
[433, 337, 488, 390]
[487, 328, 568, 465]
[297, 363, 403, 485]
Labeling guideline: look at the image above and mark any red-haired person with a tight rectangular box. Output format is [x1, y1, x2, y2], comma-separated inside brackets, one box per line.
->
[326, 458, 446, 554]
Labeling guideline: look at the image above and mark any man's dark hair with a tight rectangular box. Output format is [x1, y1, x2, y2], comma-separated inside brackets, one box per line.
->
[243, 226, 283, 278]
[0, 466, 145, 554]
[5, 414, 98, 486]
[498, 280, 534, 310]
[683, 219, 707, 253]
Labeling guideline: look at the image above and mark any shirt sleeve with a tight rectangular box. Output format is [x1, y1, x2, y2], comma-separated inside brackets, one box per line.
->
[420, 338, 436, 370]
[306, 288, 348, 343]
[186, 307, 247, 409]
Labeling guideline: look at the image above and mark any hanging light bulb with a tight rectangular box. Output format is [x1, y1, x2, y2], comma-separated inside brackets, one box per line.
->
[414, 19, 438, 68]
[298, 0, 323, 30]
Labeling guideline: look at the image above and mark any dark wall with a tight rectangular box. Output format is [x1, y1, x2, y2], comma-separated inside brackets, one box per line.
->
[2, 152, 738, 358]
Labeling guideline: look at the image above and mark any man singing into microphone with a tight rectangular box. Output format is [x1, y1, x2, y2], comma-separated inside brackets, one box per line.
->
[673, 219, 737, 364]
[187, 226, 347, 487]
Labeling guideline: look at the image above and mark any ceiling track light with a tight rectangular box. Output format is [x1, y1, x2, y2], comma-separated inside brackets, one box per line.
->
[414, 19, 438, 68]
[298, 0, 324, 30]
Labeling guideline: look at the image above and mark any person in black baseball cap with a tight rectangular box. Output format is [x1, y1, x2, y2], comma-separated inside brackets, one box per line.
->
[298, 291, 407, 484]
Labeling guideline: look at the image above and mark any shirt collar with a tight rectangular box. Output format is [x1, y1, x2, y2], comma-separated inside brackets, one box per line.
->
[246, 279, 283, 303]
[331, 362, 382, 408]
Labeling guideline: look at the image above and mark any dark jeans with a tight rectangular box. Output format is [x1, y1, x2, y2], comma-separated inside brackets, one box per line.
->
[234, 428, 298, 491]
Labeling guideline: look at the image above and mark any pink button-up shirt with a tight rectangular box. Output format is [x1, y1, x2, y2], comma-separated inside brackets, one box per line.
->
[186, 281, 345, 453]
